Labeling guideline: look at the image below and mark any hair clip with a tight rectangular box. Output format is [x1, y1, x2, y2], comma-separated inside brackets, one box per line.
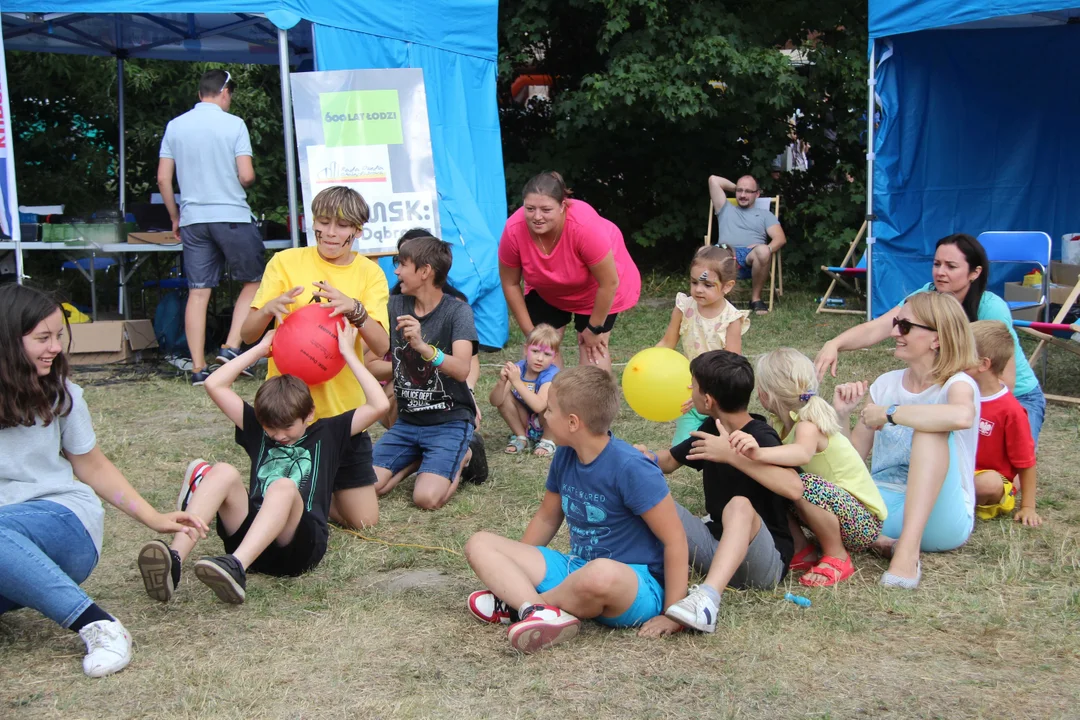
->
[799, 391, 816, 402]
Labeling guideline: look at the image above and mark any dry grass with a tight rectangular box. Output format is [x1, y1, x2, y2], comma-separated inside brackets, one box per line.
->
[3, 281, 1080, 719]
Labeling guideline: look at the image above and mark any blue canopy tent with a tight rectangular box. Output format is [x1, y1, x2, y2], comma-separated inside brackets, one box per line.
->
[866, 1, 1080, 317]
[2, 1, 508, 348]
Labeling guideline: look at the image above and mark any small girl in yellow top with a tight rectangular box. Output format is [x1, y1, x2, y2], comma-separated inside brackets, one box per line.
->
[729, 348, 887, 587]
[656, 245, 750, 444]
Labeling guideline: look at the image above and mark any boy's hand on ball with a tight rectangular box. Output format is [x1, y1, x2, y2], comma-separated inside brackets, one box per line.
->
[337, 321, 359, 356]
[265, 286, 304, 323]
[255, 329, 276, 356]
[312, 281, 352, 318]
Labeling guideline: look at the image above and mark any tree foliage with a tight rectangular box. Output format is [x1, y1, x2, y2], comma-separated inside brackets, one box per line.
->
[499, 0, 869, 277]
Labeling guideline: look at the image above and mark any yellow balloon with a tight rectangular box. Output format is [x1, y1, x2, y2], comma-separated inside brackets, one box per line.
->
[621, 347, 692, 422]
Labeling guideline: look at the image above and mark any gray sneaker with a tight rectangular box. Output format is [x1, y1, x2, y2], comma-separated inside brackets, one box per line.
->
[194, 555, 247, 604]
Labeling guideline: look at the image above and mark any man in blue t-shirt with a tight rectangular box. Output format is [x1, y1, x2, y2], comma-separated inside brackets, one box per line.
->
[464, 366, 688, 654]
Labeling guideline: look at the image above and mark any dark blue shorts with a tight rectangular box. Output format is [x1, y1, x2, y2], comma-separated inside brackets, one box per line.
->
[371, 419, 474, 481]
[181, 221, 265, 288]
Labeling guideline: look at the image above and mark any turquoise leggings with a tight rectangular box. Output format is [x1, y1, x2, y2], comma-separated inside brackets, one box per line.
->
[875, 433, 973, 552]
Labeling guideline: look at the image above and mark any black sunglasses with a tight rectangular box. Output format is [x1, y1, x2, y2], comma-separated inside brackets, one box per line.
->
[892, 317, 936, 335]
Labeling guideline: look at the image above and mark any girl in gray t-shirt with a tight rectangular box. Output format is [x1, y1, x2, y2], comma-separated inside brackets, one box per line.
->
[0, 285, 207, 678]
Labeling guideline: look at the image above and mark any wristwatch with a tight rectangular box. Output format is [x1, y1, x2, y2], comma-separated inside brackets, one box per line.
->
[886, 404, 899, 425]
[585, 323, 606, 336]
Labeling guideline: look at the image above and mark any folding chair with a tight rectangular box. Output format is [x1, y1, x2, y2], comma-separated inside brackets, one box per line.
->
[817, 221, 867, 316]
[977, 231, 1052, 318]
[1019, 274, 1080, 405]
[704, 196, 783, 311]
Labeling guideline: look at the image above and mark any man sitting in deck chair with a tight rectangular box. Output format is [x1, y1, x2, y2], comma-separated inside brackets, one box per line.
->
[708, 174, 786, 314]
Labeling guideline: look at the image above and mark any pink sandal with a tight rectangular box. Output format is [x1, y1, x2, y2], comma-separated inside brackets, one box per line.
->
[788, 544, 820, 573]
[799, 555, 856, 587]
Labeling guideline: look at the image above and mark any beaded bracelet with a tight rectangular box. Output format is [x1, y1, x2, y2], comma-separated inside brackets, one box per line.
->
[345, 299, 368, 328]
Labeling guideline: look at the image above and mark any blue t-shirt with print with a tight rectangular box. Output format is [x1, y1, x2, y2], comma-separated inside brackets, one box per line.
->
[545, 434, 670, 581]
[904, 283, 1038, 396]
[511, 360, 559, 407]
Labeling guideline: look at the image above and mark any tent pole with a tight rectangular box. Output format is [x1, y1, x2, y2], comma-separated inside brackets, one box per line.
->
[865, 40, 876, 321]
[277, 28, 299, 248]
[117, 55, 126, 213]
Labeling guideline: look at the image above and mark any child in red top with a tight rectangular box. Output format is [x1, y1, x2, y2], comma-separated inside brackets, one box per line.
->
[969, 321, 1041, 526]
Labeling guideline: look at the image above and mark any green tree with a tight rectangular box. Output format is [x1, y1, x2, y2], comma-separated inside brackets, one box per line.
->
[498, 0, 869, 278]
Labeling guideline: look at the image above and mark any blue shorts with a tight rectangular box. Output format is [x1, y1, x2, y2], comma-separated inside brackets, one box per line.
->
[534, 547, 664, 628]
[734, 246, 756, 280]
[372, 419, 474, 481]
[1014, 385, 1045, 448]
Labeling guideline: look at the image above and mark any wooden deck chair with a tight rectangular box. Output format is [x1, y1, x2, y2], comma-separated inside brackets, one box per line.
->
[704, 196, 783, 312]
[1019, 272, 1080, 405]
[816, 221, 868, 316]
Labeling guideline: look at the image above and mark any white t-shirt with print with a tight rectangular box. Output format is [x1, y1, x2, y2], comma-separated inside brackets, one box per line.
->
[869, 369, 981, 516]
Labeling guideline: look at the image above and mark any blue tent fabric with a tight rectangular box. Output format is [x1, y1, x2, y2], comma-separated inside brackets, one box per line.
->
[314, 25, 508, 349]
[868, 1, 1080, 316]
[870, 0, 1080, 38]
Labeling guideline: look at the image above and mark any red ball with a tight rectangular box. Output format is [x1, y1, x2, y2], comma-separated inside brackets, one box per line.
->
[271, 303, 346, 386]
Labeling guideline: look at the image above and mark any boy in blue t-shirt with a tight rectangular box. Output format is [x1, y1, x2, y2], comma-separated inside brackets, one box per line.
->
[465, 366, 689, 653]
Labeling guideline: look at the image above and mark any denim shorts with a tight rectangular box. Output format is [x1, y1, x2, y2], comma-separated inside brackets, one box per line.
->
[534, 546, 664, 628]
[1014, 385, 1046, 448]
[734, 246, 756, 280]
[181, 221, 265, 288]
[371, 419, 474, 481]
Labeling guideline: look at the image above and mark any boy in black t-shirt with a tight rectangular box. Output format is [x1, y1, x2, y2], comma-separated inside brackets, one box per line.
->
[372, 235, 480, 510]
[635, 350, 802, 633]
[137, 324, 388, 605]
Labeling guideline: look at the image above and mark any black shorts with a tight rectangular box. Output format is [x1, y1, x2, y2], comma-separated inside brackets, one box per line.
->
[216, 497, 327, 577]
[524, 291, 618, 334]
[333, 431, 378, 490]
[180, 221, 266, 289]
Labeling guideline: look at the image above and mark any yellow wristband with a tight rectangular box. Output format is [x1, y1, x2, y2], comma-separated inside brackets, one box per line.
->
[420, 347, 437, 363]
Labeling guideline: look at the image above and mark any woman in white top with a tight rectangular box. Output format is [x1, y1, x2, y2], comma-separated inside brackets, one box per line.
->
[831, 292, 980, 589]
[0, 285, 206, 677]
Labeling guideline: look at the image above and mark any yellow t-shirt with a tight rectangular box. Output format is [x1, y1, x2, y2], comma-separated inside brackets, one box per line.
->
[252, 246, 390, 420]
[773, 416, 888, 520]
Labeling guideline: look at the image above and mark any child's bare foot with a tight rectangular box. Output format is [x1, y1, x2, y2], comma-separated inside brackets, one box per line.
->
[533, 439, 556, 457]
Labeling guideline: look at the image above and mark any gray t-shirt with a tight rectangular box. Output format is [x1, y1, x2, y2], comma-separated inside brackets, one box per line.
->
[0, 382, 105, 554]
[388, 292, 478, 426]
[714, 201, 779, 248]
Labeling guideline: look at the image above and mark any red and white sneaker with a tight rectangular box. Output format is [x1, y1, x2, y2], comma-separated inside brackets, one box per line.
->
[177, 459, 212, 512]
[467, 590, 516, 625]
[506, 604, 580, 654]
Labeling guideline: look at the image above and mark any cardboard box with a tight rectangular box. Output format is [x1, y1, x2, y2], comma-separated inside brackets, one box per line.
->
[1004, 262, 1080, 321]
[67, 320, 158, 365]
[127, 231, 180, 246]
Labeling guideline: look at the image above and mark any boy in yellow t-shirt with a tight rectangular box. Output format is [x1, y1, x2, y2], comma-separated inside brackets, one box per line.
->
[240, 186, 390, 530]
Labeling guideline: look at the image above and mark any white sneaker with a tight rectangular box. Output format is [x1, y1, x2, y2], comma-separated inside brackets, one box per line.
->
[78, 619, 132, 678]
[177, 458, 211, 512]
[664, 585, 719, 633]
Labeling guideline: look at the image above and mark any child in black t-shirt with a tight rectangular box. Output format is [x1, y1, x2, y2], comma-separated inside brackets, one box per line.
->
[371, 235, 480, 510]
[634, 350, 803, 633]
[137, 324, 388, 605]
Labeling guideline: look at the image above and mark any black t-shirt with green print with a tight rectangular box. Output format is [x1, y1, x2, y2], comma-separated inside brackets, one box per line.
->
[235, 403, 354, 540]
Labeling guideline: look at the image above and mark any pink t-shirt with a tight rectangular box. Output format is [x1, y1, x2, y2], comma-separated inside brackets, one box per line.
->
[499, 199, 642, 315]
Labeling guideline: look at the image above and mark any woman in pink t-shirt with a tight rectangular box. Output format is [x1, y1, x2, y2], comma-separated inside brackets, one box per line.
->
[498, 172, 641, 370]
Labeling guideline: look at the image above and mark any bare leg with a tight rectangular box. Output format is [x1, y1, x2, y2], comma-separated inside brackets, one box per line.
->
[464, 531, 549, 609]
[225, 282, 260, 349]
[794, 498, 848, 561]
[542, 559, 639, 620]
[888, 430, 950, 579]
[496, 393, 529, 440]
[169, 463, 247, 562]
[975, 470, 1007, 506]
[701, 497, 761, 593]
[788, 512, 817, 559]
[748, 245, 772, 305]
[329, 485, 379, 529]
[412, 446, 471, 510]
[185, 287, 212, 372]
[373, 465, 413, 497]
[231, 478, 304, 569]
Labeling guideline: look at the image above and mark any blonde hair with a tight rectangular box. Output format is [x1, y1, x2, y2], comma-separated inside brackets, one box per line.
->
[525, 323, 561, 353]
[550, 365, 619, 435]
[970, 320, 1014, 375]
[311, 186, 370, 229]
[905, 292, 978, 384]
[755, 348, 841, 437]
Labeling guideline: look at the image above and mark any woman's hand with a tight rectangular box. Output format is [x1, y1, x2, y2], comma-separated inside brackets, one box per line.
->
[833, 381, 868, 417]
[859, 403, 888, 430]
[147, 511, 208, 541]
[338, 321, 359, 358]
[263, 286, 304, 323]
[814, 341, 840, 380]
[312, 281, 357, 319]
[578, 329, 609, 365]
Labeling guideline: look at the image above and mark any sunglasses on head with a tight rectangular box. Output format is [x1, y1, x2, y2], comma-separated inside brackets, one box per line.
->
[892, 317, 936, 335]
[220, 70, 232, 93]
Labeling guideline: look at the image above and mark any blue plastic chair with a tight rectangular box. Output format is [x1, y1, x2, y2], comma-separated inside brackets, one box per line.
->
[61, 257, 118, 273]
[976, 231, 1051, 315]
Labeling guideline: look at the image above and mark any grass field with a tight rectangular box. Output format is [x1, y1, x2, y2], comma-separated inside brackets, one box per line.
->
[3, 279, 1080, 719]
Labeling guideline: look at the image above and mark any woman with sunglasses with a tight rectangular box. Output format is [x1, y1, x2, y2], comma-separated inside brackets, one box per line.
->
[832, 293, 980, 588]
[815, 233, 1044, 444]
